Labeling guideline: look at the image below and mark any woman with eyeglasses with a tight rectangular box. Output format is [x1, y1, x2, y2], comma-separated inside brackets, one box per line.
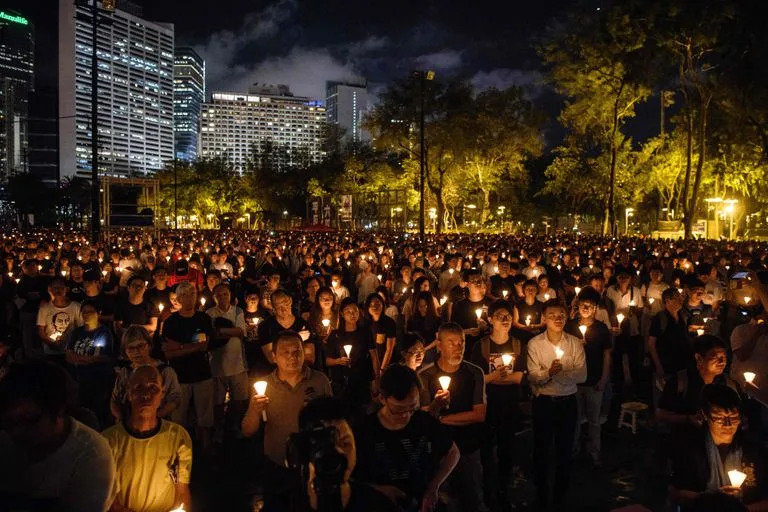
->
[110, 325, 181, 423]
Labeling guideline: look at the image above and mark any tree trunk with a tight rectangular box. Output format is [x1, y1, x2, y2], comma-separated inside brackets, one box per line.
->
[605, 83, 624, 237]
[685, 92, 711, 239]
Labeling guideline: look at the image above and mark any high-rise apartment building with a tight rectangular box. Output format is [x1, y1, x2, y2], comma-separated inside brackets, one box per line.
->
[173, 46, 204, 162]
[0, 9, 34, 181]
[200, 84, 326, 173]
[325, 80, 368, 145]
[58, 0, 174, 179]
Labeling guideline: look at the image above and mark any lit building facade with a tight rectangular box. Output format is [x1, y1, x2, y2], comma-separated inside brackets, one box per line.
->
[325, 80, 368, 145]
[173, 46, 204, 162]
[200, 84, 326, 173]
[58, 0, 174, 179]
[0, 9, 34, 181]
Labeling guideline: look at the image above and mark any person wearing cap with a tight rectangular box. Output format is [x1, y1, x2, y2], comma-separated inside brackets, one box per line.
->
[526, 300, 587, 509]
[168, 258, 200, 290]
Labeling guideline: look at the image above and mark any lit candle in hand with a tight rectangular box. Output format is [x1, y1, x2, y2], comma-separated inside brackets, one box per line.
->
[616, 313, 625, 325]
[200, 297, 206, 307]
[728, 469, 747, 488]
[554, 346, 564, 360]
[475, 308, 483, 320]
[525, 315, 531, 327]
[502, 290, 508, 298]
[343, 344, 353, 358]
[744, 372, 756, 385]
[169, 503, 186, 512]
[254, 381, 268, 421]
[575, 287, 581, 295]
[501, 353, 513, 367]
[158, 303, 164, 313]
[579, 324, 587, 338]
[440, 296, 448, 306]
[438, 375, 451, 391]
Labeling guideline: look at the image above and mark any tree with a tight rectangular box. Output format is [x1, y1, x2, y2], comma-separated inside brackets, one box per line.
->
[540, 6, 652, 234]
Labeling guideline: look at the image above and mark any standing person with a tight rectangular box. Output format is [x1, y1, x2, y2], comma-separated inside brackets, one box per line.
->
[648, 288, 691, 407]
[355, 261, 380, 306]
[103, 365, 193, 512]
[526, 301, 587, 509]
[418, 322, 488, 512]
[114, 275, 159, 343]
[0, 362, 115, 511]
[325, 298, 377, 418]
[564, 288, 612, 467]
[604, 267, 644, 395]
[66, 302, 115, 427]
[363, 293, 397, 373]
[16, 259, 48, 360]
[37, 277, 82, 365]
[512, 279, 546, 342]
[161, 281, 215, 451]
[451, 269, 493, 357]
[354, 364, 460, 511]
[206, 283, 249, 438]
[257, 289, 313, 367]
[111, 326, 181, 422]
[469, 300, 526, 511]
[144, 267, 172, 312]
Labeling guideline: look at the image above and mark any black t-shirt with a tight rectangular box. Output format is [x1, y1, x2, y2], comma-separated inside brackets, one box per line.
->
[145, 287, 171, 310]
[418, 361, 486, 453]
[354, 410, 453, 503]
[564, 319, 612, 386]
[513, 300, 544, 342]
[326, 327, 375, 384]
[649, 310, 692, 374]
[114, 297, 158, 327]
[469, 335, 526, 415]
[451, 296, 493, 355]
[162, 311, 214, 383]
[365, 316, 397, 365]
[659, 369, 733, 417]
[489, 274, 516, 298]
[81, 292, 114, 317]
[244, 310, 272, 376]
[67, 279, 86, 303]
[257, 315, 310, 350]
[262, 480, 397, 512]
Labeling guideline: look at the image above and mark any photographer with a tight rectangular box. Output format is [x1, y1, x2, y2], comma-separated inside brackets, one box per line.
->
[354, 364, 459, 512]
[262, 396, 395, 512]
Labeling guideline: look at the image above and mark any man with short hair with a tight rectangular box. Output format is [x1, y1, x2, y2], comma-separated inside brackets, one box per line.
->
[451, 269, 493, 356]
[114, 275, 158, 341]
[354, 364, 460, 511]
[648, 287, 691, 404]
[37, 277, 82, 364]
[526, 301, 587, 508]
[103, 365, 192, 512]
[0, 362, 115, 511]
[419, 322, 488, 512]
[242, 331, 331, 466]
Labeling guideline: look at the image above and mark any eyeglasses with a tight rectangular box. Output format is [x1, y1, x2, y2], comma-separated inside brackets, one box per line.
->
[493, 314, 512, 321]
[709, 415, 741, 426]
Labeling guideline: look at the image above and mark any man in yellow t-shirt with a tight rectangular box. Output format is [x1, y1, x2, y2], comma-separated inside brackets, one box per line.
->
[103, 365, 192, 512]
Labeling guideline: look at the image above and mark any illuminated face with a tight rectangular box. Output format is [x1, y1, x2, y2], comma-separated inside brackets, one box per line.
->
[490, 309, 512, 330]
[367, 298, 383, 316]
[524, 284, 538, 299]
[124, 338, 151, 364]
[707, 406, 740, 442]
[275, 338, 303, 373]
[578, 301, 597, 320]
[273, 296, 292, 317]
[544, 307, 566, 332]
[306, 280, 320, 294]
[381, 387, 420, 428]
[342, 304, 360, 324]
[213, 287, 231, 307]
[318, 292, 334, 310]
[437, 330, 465, 366]
[403, 342, 425, 370]
[697, 347, 727, 376]
[417, 298, 429, 317]
[128, 372, 163, 414]
[176, 288, 197, 310]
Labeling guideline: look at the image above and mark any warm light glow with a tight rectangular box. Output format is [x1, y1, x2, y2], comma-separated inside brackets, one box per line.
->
[254, 381, 268, 396]
[321, 319, 330, 328]
[575, 287, 581, 295]
[502, 290, 508, 298]
[544, 293, 550, 301]
[501, 353, 513, 366]
[696, 329, 704, 336]
[648, 297, 655, 305]
[158, 303, 165, 313]
[475, 308, 483, 319]
[579, 324, 587, 337]
[616, 313, 625, 325]
[525, 315, 531, 326]
[252, 317, 260, 326]
[200, 297, 206, 306]
[448, 268, 455, 275]
[554, 346, 564, 360]
[343, 344, 353, 357]
[440, 296, 448, 306]
[728, 470, 747, 488]
[169, 503, 186, 512]
[438, 375, 451, 391]
[744, 296, 752, 304]
[744, 372, 756, 384]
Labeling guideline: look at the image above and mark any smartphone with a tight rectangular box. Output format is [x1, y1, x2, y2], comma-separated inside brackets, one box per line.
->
[732, 271, 749, 280]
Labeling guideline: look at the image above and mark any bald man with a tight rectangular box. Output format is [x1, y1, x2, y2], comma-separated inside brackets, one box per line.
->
[102, 366, 193, 512]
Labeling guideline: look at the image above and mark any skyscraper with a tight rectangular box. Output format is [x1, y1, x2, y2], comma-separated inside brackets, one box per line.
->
[58, 0, 174, 179]
[0, 9, 34, 181]
[325, 81, 368, 145]
[200, 84, 326, 173]
[173, 46, 204, 162]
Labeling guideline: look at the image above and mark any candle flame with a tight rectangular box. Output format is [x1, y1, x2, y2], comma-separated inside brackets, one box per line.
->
[254, 381, 267, 396]
[744, 372, 756, 384]
[438, 375, 451, 391]
[501, 354, 513, 366]
[728, 470, 747, 488]
[343, 344, 353, 357]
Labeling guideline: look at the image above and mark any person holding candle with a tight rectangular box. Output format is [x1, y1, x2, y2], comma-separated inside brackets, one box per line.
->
[512, 279, 545, 343]
[489, 259, 516, 300]
[536, 274, 557, 303]
[145, 267, 172, 314]
[242, 331, 331, 468]
[257, 289, 313, 366]
[669, 385, 768, 511]
[103, 365, 193, 512]
[564, 287, 612, 467]
[648, 287, 691, 407]
[449, 269, 493, 357]
[470, 300, 526, 510]
[354, 364, 460, 511]
[526, 300, 587, 509]
[37, 277, 82, 365]
[114, 275, 159, 344]
[604, 266, 644, 396]
[363, 293, 398, 372]
[418, 322, 488, 512]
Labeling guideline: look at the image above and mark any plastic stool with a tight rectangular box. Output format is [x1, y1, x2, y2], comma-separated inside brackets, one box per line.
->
[618, 401, 648, 434]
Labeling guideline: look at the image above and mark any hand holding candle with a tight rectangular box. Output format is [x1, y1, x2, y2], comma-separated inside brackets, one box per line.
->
[744, 372, 756, 386]
[728, 469, 747, 488]
[554, 346, 564, 360]
[616, 313, 625, 326]
[254, 381, 268, 421]
[501, 353, 513, 367]
[343, 344, 353, 359]
[579, 324, 587, 338]
[475, 308, 483, 320]
[438, 375, 451, 391]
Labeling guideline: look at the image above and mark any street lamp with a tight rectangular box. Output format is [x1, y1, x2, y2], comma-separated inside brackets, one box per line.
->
[724, 199, 738, 240]
[624, 207, 634, 235]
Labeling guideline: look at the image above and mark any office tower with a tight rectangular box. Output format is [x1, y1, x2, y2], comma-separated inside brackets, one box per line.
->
[325, 80, 368, 145]
[58, 0, 174, 179]
[174, 46, 204, 162]
[0, 9, 34, 181]
[200, 83, 326, 173]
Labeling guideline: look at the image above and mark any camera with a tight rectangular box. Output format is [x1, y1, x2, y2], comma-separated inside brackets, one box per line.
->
[287, 424, 347, 500]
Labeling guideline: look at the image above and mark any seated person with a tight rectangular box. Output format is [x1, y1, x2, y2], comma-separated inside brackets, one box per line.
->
[103, 365, 192, 512]
[0, 362, 115, 511]
[669, 385, 768, 511]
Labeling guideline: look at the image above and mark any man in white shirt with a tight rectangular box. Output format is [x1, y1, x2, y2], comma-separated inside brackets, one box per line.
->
[206, 283, 249, 436]
[527, 301, 587, 509]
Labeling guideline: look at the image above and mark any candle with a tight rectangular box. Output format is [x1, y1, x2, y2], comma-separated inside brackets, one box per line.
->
[449, 268, 454, 275]
[14, 278, 19, 284]
[102, 270, 107, 276]
[494, 266, 499, 273]
[169, 503, 185, 512]
[744, 372, 756, 385]
[440, 296, 448, 306]
[200, 297, 206, 306]
[544, 293, 550, 301]
[579, 324, 587, 338]
[728, 469, 747, 488]
[525, 315, 531, 327]
[616, 313, 625, 325]
[347, 261, 351, 267]
[475, 308, 483, 319]
[744, 296, 752, 304]
[629, 300, 636, 307]
[648, 297, 655, 305]
[37, 265, 42, 271]
[343, 344, 353, 358]
[501, 353, 513, 367]
[158, 303, 165, 313]
[438, 375, 451, 391]
[557, 264, 561, 270]
[554, 346, 564, 360]
[254, 381, 268, 396]
[575, 286, 581, 295]
[696, 328, 704, 336]
[377, 274, 382, 281]
[61, 270, 66, 277]
[252, 317, 260, 326]
[402, 287, 408, 294]
[502, 290, 508, 298]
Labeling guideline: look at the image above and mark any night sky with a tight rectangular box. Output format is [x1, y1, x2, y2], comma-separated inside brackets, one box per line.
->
[9, 0, 600, 101]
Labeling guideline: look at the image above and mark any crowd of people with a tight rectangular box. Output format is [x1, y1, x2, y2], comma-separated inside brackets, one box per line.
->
[0, 229, 766, 512]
